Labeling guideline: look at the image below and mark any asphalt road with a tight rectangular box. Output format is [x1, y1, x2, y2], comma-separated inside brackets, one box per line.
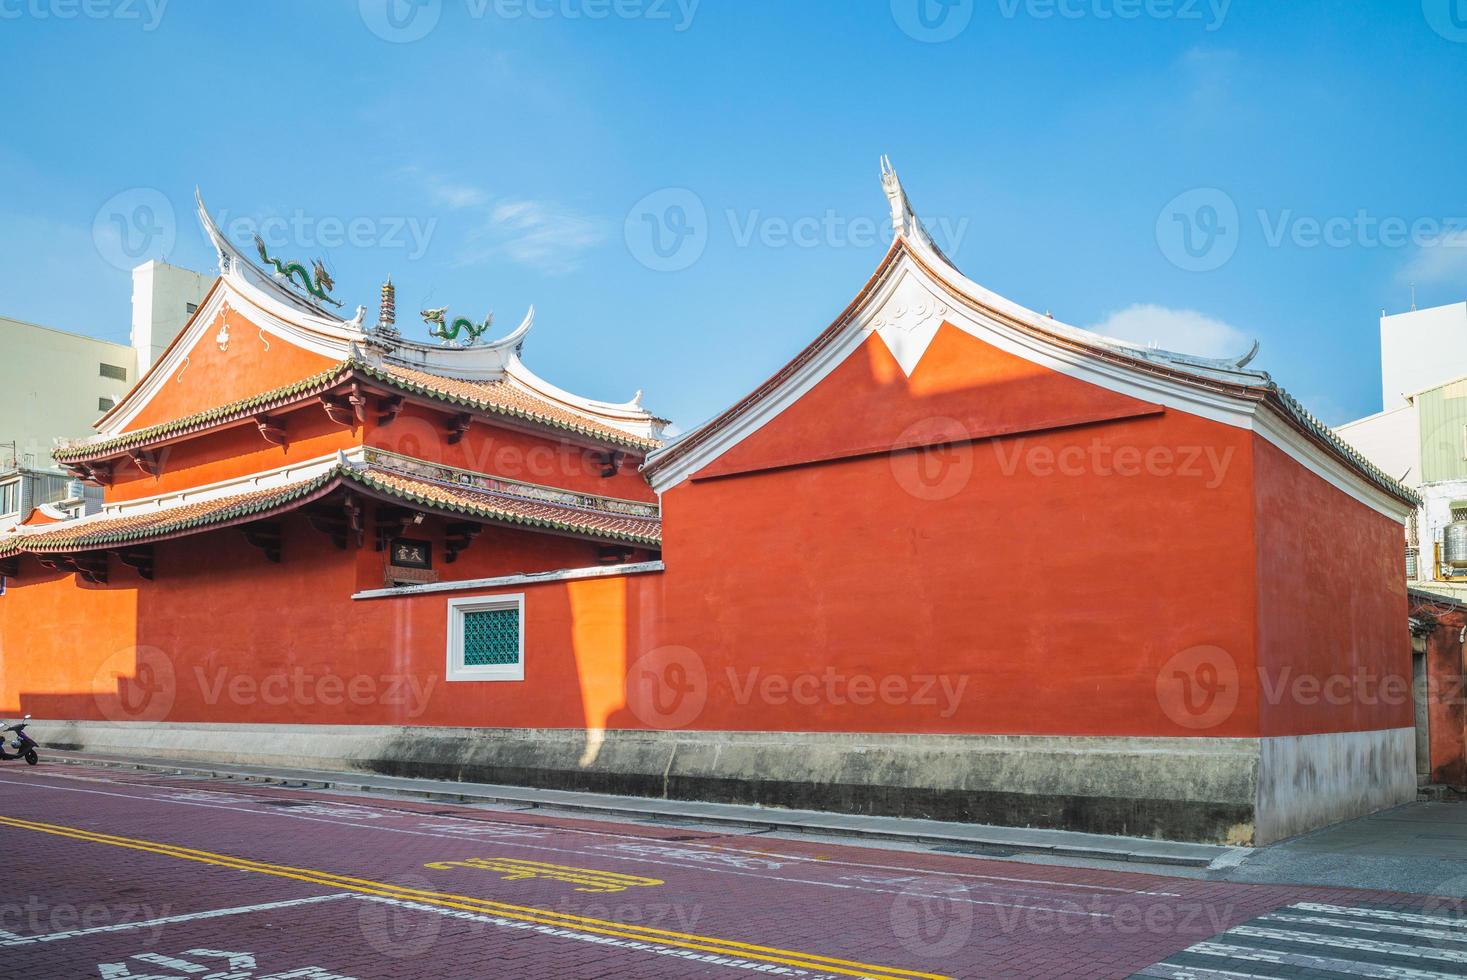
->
[2, 762, 1466, 979]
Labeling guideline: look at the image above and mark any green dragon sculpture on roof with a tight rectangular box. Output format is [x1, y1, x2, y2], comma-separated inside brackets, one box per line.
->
[254, 235, 341, 307]
[423, 307, 493, 346]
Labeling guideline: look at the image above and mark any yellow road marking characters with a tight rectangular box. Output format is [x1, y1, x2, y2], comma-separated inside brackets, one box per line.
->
[423, 856, 664, 893]
[0, 815, 949, 980]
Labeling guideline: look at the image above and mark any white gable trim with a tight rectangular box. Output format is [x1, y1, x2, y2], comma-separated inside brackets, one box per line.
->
[94, 277, 351, 439]
[648, 246, 1410, 523]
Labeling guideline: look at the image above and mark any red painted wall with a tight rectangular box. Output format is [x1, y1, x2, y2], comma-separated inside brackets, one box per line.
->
[107, 412, 358, 502]
[1252, 438, 1413, 737]
[0, 319, 1412, 746]
[122, 308, 338, 433]
[0, 524, 661, 732]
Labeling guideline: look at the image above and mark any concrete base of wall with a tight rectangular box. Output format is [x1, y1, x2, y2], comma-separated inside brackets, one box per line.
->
[1256, 727, 1417, 843]
[31, 721, 1414, 845]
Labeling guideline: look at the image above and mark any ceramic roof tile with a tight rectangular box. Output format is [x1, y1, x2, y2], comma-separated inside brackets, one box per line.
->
[0, 459, 660, 558]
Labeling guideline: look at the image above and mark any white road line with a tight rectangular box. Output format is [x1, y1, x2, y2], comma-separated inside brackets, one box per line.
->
[1290, 902, 1467, 931]
[17, 766, 1182, 898]
[0, 895, 350, 947]
[1262, 911, 1467, 946]
[0, 775, 1112, 919]
[1226, 925, 1467, 965]
[347, 894, 850, 979]
[1188, 940, 1467, 980]
[1134, 962, 1279, 980]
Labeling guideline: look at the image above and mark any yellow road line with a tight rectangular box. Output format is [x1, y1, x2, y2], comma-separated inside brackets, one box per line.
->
[0, 815, 949, 980]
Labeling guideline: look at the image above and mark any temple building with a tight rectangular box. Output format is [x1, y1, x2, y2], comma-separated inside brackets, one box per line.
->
[0, 168, 1420, 845]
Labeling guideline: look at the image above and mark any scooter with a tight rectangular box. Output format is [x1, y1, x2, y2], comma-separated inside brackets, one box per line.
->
[0, 715, 39, 765]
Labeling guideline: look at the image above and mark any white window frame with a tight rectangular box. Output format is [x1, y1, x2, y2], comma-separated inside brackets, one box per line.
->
[0, 480, 19, 518]
[446, 593, 525, 682]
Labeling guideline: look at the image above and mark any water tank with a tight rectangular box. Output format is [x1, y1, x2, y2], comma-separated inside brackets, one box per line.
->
[1445, 522, 1467, 568]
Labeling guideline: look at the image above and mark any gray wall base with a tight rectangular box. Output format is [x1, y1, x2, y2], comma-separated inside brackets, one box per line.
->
[32, 721, 1413, 845]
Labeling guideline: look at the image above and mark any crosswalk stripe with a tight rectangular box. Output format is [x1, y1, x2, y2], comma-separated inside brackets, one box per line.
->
[1290, 903, 1467, 932]
[1186, 940, 1467, 980]
[1133, 960, 1282, 979]
[1261, 912, 1467, 947]
[1227, 924, 1467, 965]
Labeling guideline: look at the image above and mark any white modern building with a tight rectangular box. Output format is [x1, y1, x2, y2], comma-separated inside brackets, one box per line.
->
[0, 260, 208, 528]
[1337, 302, 1467, 580]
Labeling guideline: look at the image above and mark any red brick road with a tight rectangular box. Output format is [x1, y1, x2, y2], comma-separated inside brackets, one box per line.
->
[0, 763, 1461, 979]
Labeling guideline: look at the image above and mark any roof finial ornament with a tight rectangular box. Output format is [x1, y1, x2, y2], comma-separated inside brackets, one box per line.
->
[195, 188, 232, 275]
[878, 156, 956, 266]
[880, 155, 914, 239]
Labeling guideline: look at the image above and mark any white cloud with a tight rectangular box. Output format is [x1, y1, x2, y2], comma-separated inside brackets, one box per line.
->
[405, 169, 605, 275]
[430, 181, 490, 210]
[1090, 303, 1254, 359]
[1400, 229, 1467, 285]
[480, 199, 606, 274]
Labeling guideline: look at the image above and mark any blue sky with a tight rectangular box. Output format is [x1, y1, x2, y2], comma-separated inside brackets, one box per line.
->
[3, 0, 1466, 431]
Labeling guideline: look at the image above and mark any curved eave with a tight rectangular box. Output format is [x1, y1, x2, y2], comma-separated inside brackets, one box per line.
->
[0, 465, 660, 559]
[645, 235, 1417, 510]
[0, 472, 340, 557]
[348, 470, 662, 547]
[354, 361, 662, 452]
[56, 361, 661, 468]
[55, 362, 356, 463]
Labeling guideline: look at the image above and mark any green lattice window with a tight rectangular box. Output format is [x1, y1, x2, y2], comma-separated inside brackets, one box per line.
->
[463, 608, 521, 666]
[447, 595, 525, 682]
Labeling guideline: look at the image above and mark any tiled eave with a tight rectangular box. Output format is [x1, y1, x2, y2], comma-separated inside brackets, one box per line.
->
[645, 241, 1418, 511]
[54, 360, 662, 467]
[0, 461, 662, 560]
